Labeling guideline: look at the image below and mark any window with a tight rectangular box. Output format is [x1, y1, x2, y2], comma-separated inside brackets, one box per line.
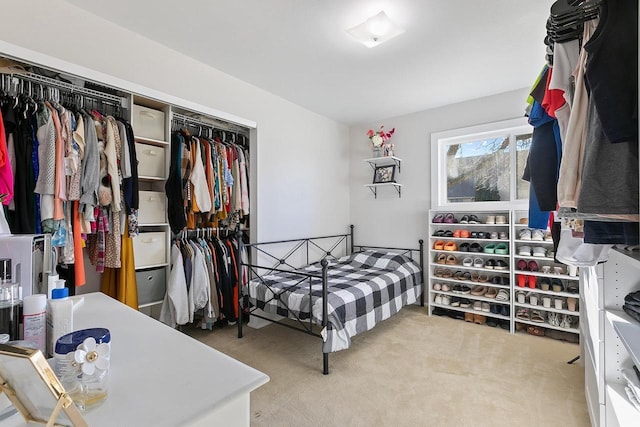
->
[431, 118, 532, 210]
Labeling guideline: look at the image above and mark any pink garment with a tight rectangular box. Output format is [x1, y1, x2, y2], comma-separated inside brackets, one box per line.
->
[0, 111, 14, 205]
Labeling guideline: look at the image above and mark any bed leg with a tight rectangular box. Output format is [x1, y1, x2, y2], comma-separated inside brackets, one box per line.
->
[419, 238, 425, 307]
[323, 352, 329, 375]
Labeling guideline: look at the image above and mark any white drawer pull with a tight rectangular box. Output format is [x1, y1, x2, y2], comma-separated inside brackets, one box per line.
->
[147, 197, 157, 201]
[144, 149, 158, 156]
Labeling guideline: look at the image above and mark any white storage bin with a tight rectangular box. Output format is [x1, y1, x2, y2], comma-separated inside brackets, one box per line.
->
[136, 143, 166, 179]
[133, 231, 167, 268]
[132, 105, 165, 141]
[135, 267, 166, 305]
[138, 191, 167, 224]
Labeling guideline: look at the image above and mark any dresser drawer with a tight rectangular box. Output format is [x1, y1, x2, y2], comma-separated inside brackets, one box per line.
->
[138, 191, 167, 224]
[132, 105, 165, 141]
[135, 267, 166, 306]
[133, 231, 167, 268]
[135, 143, 166, 179]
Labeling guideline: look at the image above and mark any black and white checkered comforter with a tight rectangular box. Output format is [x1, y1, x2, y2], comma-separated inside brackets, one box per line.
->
[248, 250, 423, 353]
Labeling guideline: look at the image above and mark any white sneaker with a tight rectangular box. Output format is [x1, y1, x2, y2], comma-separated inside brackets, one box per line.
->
[434, 294, 442, 304]
[519, 229, 532, 240]
[531, 229, 545, 241]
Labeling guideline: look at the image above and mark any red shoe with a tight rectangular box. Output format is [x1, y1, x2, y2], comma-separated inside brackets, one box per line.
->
[528, 275, 537, 289]
[517, 259, 528, 271]
[517, 274, 526, 288]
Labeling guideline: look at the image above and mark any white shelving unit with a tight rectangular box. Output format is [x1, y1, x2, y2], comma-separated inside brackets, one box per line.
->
[428, 210, 512, 328]
[364, 156, 402, 198]
[511, 210, 580, 337]
[583, 249, 640, 426]
[131, 96, 172, 317]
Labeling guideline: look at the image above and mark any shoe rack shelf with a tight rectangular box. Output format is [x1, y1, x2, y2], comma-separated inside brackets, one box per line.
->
[428, 209, 582, 338]
[428, 210, 514, 330]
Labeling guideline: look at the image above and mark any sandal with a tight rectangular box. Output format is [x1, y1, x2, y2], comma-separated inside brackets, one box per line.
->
[433, 283, 442, 291]
[436, 254, 447, 264]
[461, 272, 472, 281]
[526, 326, 545, 337]
[494, 243, 509, 255]
[478, 274, 490, 283]
[444, 241, 458, 251]
[517, 259, 528, 271]
[441, 283, 451, 292]
[453, 229, 462, 238]
[539, 278, 551, 291]
[446, 254, 458, 265]
[530, 309, 545, 323]
[468, 214, 480, 224]
[528, 260, 539, 272]
[460, 229, 471, 238]
[473, 258, 484, 268]
[433, 230, 446, 237]
[495, 260, 509, 270]
[483, 243, 495, 253]
[459, 215, 470, 224]
[432, 213, 444, 223]
[516, 308, 530, 320]
[462, 257, 473, 267]
[459, 242, 470, 252]
[433, 240, 445, 250]
[470, 272, 480, 282]
[566, 283, 579, 294]
[443, 230, 454, 237]
[443, 213, 458, 224]
[485, 287, 498, 299]
[516, 291, 526, 304]
[551, 279, 564, 292]
[442, 269, 453, 279]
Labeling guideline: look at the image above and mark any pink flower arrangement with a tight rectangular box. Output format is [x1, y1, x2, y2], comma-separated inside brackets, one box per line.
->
[367, 125, 395, 147]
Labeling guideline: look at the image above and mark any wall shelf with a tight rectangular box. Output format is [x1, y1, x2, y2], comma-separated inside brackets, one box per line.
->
[364, 156, 402, 172]
[364, 183, 402, 198]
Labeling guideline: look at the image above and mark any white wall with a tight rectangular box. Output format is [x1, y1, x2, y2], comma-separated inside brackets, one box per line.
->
[0, 0, 350, 244]
[349, 88, 530, 249]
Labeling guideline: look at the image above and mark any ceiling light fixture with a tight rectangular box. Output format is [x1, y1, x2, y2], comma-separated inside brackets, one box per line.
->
[346, 11, 405, 48]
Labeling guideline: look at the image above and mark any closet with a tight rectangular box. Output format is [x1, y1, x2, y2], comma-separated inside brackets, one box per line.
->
[0, 55, 255, 324]
[526, 1, 639, 426]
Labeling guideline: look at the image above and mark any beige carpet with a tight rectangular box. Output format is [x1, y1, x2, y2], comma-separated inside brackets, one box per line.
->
[187, 306, 590, 427]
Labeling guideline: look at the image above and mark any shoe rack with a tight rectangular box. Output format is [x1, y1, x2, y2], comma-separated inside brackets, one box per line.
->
[428, 209, 582, 338]
[511, 210, 580, 337]
[428, 210, 513, 330]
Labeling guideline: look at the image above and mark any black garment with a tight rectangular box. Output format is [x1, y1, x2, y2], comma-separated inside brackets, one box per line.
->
[165, 131, 186, 234]
[529, 66, 550, 105]
[213, 238, 235, 322]
[3, 106, 36, 234]
[584, 0, 638, 143]
[120, 119, 139, 212]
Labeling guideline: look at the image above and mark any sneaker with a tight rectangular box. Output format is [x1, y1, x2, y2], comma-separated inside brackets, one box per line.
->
[531, 229, 545, 241]
[519, 229, 532, 240]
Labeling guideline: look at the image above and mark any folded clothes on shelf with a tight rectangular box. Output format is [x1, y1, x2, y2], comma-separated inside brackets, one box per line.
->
[622, 367, 640, 412]
[624, 290, 640, 323]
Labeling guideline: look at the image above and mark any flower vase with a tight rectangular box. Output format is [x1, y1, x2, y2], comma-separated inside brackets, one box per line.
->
[372, 147, 383, 158]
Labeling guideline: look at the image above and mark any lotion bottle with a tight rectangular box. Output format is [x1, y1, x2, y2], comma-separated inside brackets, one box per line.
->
[47, 287, 73, 357]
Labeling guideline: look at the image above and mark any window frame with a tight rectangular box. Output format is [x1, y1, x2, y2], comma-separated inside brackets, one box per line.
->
[430, 117, 532, 211]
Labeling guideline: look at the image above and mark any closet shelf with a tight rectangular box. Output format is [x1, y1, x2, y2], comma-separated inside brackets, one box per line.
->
[139, 175, 167, 182]
[139, 222, 170, 227]
[430, 303, 511, 321]
[135, 262, 169, 270]
[513, 302, 580, 317]
[134, 135, 169, 147]
[610, 311, 640, 368]
[606, 382, 640, 426]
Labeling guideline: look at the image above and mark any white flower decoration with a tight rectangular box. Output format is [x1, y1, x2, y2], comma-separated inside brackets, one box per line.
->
[371, 134, 383, 147]
[74, 337, 110, 375]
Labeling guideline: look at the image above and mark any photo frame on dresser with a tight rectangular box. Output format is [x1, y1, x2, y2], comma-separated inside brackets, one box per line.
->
[0, 344, 87, 427]
[373, 165, 396, 184]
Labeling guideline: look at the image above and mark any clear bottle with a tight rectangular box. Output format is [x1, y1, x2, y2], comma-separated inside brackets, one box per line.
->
[22, 294, 47, 354]
[0, 259, 20, 341]
[47, 287, 73, 357]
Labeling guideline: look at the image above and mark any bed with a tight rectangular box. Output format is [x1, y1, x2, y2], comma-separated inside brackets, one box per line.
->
[235, 226, 424, 374]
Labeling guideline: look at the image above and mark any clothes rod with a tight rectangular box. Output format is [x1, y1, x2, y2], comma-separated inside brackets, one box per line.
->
[172, 112, 250, 135]
[4, 71, 125, 105]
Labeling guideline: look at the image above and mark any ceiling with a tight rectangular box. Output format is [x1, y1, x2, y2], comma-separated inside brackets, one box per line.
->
[64, 0, 553, 124]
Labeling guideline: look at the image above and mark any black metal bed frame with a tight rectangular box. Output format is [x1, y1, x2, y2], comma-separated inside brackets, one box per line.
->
[235, 225, 424, 374]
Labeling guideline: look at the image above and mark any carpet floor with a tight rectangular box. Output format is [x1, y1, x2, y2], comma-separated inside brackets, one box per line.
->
[187, 305, 590, 427]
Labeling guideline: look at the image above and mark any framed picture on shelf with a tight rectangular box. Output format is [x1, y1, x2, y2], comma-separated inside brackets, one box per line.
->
[373, 165, 396, 184]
